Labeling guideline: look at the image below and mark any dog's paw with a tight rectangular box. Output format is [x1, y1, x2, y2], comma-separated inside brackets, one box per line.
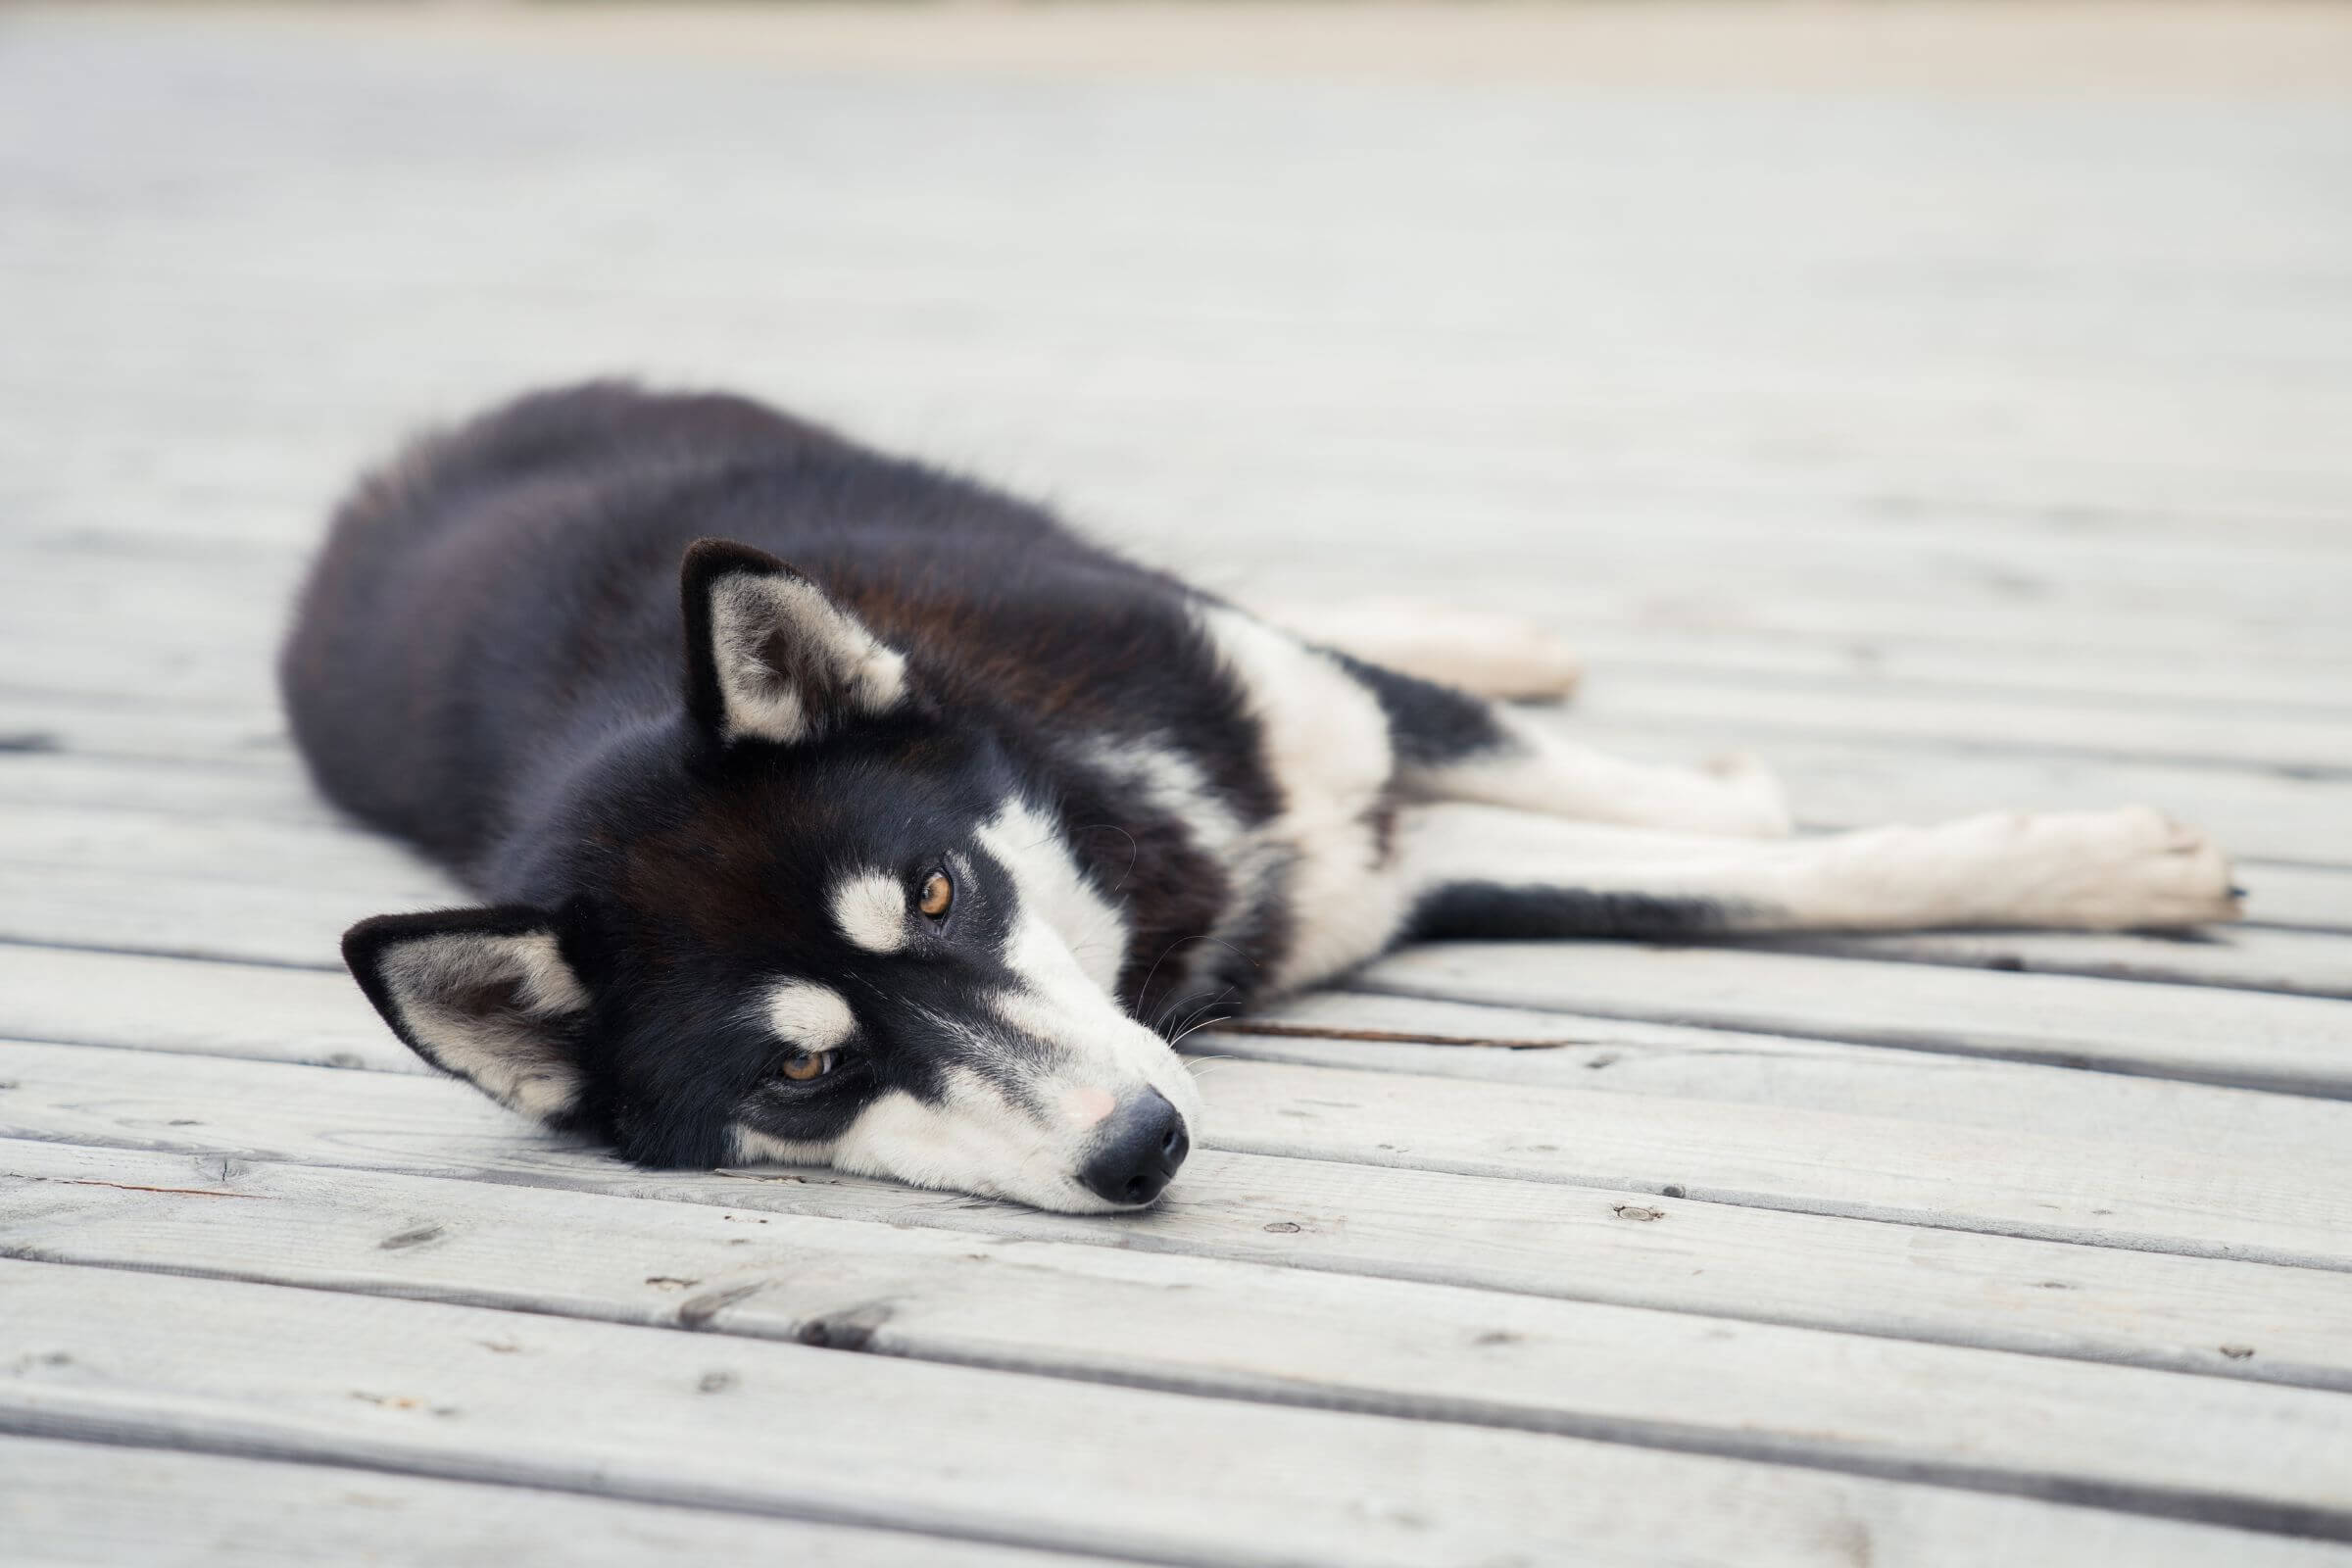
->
[1434, 610, 1583, 703]
[1690, 751, 1794, 839]
[1256, 598, 1582, 702]
[1970, 807, 2242, 929]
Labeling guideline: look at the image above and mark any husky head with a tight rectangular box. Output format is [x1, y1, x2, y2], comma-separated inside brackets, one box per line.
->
[342, 539, 1200, 1213]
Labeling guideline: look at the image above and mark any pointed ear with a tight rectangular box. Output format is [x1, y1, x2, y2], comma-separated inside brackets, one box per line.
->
[343, 907, 591, 1125]
[680, 538, 909, 746]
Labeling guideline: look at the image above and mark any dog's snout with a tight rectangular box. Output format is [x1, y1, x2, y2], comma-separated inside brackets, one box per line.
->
[1077, 1086, 1190, 1206]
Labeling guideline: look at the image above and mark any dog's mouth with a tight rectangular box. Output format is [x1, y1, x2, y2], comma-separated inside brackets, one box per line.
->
[732, 1060, 1200, 1216]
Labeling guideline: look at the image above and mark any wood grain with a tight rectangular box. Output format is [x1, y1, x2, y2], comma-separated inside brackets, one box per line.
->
[4, 1041, 2349, 1394]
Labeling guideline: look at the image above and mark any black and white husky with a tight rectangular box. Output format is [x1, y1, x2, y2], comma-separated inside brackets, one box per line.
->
[284, 383, 2241, 1213]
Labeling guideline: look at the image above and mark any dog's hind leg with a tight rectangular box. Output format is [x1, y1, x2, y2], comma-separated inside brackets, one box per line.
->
[1389, 803, 2241, 943]
[1255, 598, 1584, 701]
[1337, 654, 1794, 839]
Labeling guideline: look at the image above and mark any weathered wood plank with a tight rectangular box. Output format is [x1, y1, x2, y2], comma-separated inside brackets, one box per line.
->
[0, 866, 354, 970]
[0, 1434, 1098, 1568]
[1561, 627, 2352, 716]
[0, 751, 333, 823]
[11, 934, 2352, 1261]
[0, 946, 399, 1069]
[10, 1140, 2352, 1529]
[18, 392, 2352, 620]
[1581, 722, 2352, 868]
[4, 1041, 2348, 1391]
[6, 19, 2352, 1561]
[1358, 942, 2352, 1098]
[0, 692, 287, 764]
[2232, 863, 2352, 932]
[0, 802, 460, 900]
[1572, 670, 2352, 775]
[18, 1257, 2318, 1566]
[1742, 925, 2352, 1000]
[1210, 993, 2352, 1148]
[9, 936, 2349, 1264]
[1194, 1057, 2352, 1268]
[23, 944, 2352, 1168]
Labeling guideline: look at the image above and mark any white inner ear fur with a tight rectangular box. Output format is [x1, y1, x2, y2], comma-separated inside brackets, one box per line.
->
[763, 977, 858, 1051]
[830, 870, 910, 954]
[709, 571, 907, 745]
[375, 930, 588, 1121]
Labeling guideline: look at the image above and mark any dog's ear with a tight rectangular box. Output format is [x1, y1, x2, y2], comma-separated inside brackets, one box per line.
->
[343, 907, 592, 1125]
[679, 538, 909, 746]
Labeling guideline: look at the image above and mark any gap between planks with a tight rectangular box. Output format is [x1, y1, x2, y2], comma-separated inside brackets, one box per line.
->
[9, 979, 2352, 1271]
[4, 1039, 2351, 1397]
[0, 1433, 1115, 1568]
[12, 1255, 2343, 1567]
[5, 1141, 2352, 1540]
[15, 941, 2352, 1175]
[11, 865, 2352, 1084]
[10, 937, 2352, 1207]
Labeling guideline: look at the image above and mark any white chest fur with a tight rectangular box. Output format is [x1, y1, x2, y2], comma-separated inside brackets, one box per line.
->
[1197, 606, 1411, 994]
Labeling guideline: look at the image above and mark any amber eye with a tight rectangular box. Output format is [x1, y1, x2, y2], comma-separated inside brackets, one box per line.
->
[780, 1050, 835, 1083]
[917, 870, 954, 920]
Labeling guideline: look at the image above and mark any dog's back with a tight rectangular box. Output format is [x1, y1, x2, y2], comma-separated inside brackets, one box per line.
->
[281, 382, 1244, 881]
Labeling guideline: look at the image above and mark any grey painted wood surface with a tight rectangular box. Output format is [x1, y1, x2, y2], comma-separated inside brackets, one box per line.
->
[8, 1140, 2352, 1531]
[0, 1435, 1106, 1568]
[7, 976, 2350, 1264]
[5, 5, 2352, 1562]
[17, 942, 2352, 1161]
[7, 1041, 2350, 1396]
[23, 1257, 2332, 1567]
[1359, 942, 2352, 1096]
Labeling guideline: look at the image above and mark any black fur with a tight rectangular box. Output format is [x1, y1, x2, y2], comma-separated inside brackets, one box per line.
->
[284, 382, 1288, 1166]
[1407, 885, 1739, 943]
[1331, 653, 1507, 769]
[287, 381, 1700, 1182]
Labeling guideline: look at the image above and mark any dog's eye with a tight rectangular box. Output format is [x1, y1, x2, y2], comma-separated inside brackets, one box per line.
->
[917, 870, 954, 920]
[780, 1050, 835, 1083]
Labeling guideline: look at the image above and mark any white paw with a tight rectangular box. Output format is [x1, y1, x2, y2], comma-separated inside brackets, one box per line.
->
[1255, 599, 1583, 701]
[1689, 751, 1794, 839]
[1424, 610, 1583, 702]
[1965, 807, 2242, 930]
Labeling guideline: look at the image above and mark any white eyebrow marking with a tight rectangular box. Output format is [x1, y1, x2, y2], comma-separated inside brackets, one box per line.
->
[764, 978, 858, 1051]
[831, 870, 908, 954]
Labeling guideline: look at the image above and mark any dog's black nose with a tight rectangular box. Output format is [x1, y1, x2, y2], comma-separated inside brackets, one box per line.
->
[1077, 1087, 1190, 1206]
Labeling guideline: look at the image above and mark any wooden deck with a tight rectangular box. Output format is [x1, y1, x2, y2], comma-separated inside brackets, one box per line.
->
[6, 6, 2352, 1563]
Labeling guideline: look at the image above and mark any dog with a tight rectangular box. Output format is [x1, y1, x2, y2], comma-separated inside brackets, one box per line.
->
[282, 382, 2242, 1214]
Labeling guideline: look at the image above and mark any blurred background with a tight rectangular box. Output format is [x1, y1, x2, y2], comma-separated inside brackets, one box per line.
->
[5, 1, 2350, 864]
